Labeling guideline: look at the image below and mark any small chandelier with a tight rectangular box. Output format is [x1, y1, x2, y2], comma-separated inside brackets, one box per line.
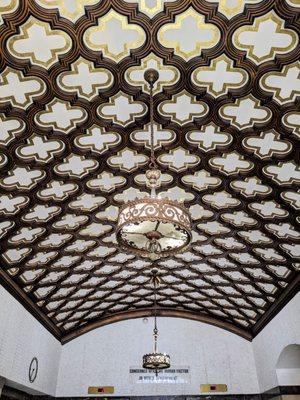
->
[116, 69, 192, 260]
[142, 270, 170, 374]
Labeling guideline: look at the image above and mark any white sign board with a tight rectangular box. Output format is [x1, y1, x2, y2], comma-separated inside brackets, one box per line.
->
[129, 366, 190, 384]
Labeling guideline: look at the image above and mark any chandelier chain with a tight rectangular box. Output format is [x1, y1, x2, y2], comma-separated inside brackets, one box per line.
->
[149, 82, 157, 170]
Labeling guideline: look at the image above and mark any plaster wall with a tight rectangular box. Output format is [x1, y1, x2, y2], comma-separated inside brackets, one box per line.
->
[252, 294, 300, 393]
[56, 317, 260, 397]
[0, 286, 61, 396]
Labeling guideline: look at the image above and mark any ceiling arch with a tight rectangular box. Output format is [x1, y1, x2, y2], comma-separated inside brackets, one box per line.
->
[0, 0, 299, 343]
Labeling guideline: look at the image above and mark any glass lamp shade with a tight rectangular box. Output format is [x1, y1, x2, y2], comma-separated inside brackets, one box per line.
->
[142, 352, 171, 370]
[116, 197, 192, 259]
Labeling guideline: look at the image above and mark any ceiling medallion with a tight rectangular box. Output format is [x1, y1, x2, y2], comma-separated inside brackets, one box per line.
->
[116, 69, 192, 260]
[142, 270, 170, 374]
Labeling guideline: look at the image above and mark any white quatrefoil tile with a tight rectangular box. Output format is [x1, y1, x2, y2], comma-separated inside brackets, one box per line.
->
[75, 125, 121, 154]
[205, 0, 263, 19]
[219, 95, 272, 129]
[209, 151, 253, 175]
[158, 91, 209, 125]
[83, 9, 146, 62]
[182, 170, 221, 191]
[0, 166, 46, 190]
[0, 195, 29, 215]
[230, 177, 271, 198]
[7, 16, 72, 68]
[158, 147, 200, 172]
[97, 92, 147, 126]
[107, 148, 148, 172]
[87, 172, 126, 193]
[202, 191, 240, 209]
[22, 204, 61, 222]
[158, 7, 220, 61]
[16, 134, 65, 164]
[123, 0, 176, 17]
[186, 123, 232, 152]
[232, 11, 298, 64]
[248, 201, 288, 219]
[68, 194, 106, 212]
[37, 181, 78, 201]
[263, 161, 300, 185]
[260, 62, 300, 105]
[57, 57, 113, 100]
[0, 67, 46, 109]
[9, 227, 45, 245]
[54, 154, 98, 179]
[282, 112, 300, 139]
[35, 99, 87, 133]
[0, 113, 25, 146]
[192, 55, 248, 97]
[242, 130, 292, 159]
[52, 214, 89, 230]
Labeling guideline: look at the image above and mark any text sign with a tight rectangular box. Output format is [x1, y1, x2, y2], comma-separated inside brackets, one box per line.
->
[129, 366, 190, 384]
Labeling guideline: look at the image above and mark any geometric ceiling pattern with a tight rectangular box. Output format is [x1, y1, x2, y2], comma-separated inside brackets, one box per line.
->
[0, 0, 299, 343]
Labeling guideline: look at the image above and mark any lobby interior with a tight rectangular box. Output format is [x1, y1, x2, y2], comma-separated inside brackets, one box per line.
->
[0, 0, 299, 399]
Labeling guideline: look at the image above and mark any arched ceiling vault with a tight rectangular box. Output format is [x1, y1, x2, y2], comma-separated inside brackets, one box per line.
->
[0, 0, 299, 343]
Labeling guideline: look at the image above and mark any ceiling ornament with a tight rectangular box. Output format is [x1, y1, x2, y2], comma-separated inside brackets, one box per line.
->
[116, 70, 192, 260]
[15, 134, 65, 164]
[87, 172, 126, 193]
[125, 53, 179, 94]
[158, 146, 200, 172]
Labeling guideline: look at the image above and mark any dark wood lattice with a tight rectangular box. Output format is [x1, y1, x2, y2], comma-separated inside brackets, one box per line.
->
[0, 0, 299, 343]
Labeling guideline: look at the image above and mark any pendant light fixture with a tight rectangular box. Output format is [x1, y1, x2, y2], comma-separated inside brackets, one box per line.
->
[116, 69, 192, 260]
[142, 269, 170, 375]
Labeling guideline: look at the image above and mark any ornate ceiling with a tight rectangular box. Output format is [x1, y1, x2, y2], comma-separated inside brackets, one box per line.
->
[0, 0, 299, 343]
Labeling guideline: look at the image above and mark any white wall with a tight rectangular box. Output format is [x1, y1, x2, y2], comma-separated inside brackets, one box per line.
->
[1, 283, 299, 397]
[252, 293, 300, 393]
[0, 286, 61, 396]
[56, 317, 259, 397]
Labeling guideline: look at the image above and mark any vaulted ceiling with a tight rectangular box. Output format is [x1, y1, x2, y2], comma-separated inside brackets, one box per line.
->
[0, 0, 299, 343]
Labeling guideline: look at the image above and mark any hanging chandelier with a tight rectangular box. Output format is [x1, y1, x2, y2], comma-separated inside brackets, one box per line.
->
[116, 69, 192, 260]
[142, 269, 170, 374]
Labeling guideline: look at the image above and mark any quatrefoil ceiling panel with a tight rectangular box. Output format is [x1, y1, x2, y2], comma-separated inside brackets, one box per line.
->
[0, 0, 299, 343]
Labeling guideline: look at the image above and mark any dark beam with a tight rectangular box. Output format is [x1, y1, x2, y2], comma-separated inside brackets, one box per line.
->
[61, 307, 253, 344]
[252, 273, 300, 337]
